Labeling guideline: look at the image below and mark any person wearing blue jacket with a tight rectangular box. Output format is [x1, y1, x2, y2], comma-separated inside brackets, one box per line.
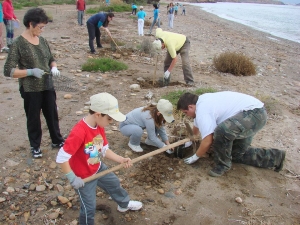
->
[149, 3, 160, 35]
[86, 12, 114, 54]
[131, 3, 137, 15]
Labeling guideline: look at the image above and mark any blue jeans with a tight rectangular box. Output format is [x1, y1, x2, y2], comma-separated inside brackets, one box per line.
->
[76, 163, 130, 225]
[78, 10, 84, 25]
[149, 18, 160, 34]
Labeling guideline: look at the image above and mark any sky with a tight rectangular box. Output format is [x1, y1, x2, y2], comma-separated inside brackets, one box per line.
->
[279, 0, 300, 4]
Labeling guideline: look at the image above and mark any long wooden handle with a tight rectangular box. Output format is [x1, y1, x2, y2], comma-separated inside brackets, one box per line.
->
[110, 36, 122, 52]
[83, 137, 190, 183]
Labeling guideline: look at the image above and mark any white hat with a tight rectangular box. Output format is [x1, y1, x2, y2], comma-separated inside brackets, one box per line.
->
[157, 99, 175, 123]
[90, 93, 126, 122]
[140, 6, 143, 9]
[152, 39, 162, 50]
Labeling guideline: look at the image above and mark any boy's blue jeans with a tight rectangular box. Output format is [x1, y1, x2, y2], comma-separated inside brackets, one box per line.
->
[76, 163, 130, 225]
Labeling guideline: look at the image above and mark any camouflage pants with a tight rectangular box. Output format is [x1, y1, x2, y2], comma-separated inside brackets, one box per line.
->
[212, 107, 283, 170]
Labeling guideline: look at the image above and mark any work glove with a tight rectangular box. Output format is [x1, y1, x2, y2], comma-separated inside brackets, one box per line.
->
[164, 70, 170, 79]
[26, 68, 44, 79]
[65, 171, 84, 189]
[164, 144, 174, 154]
[51, 67, 60, 77]
[184, 153, 199, 165]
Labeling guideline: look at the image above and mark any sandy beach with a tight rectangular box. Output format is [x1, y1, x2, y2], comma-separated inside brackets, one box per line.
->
[0, 3, 299, 224]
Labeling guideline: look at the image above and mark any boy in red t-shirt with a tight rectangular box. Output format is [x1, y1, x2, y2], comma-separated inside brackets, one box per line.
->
[56, 92, 142, 224]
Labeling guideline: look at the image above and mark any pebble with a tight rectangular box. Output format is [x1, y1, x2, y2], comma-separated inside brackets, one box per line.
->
[157, 189, 164, 194]
[235, 197, 243, 203]
[130, 84, 141, 92]
[64, 94, 72, 99]
[0, 197, 6, 202]
[36, 185, 46, 192]
[58, 195, 69, 204]
[49, 161, 57, 169]
[48, 212, 59, 220]
[6, 187, 15, 193]
[6, 159, 19, 167]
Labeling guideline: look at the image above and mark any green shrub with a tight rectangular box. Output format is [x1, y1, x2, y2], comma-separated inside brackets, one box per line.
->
[162, 87, 217, 106]
[82, 58, 128, 72]
[86, 3, 131, 14]
[140, 39, 154, 54]
[213, 52, 256, 76]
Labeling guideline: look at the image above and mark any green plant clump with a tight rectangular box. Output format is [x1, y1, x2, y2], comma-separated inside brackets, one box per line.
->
[213, 52, 256, 76]
[82, 58, 128, 72]
[162, 87, 217, 106]
[86, 3, 131, 14]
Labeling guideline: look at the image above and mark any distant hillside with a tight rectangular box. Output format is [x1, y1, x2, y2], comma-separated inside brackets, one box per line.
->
[192, 0, 285, 4]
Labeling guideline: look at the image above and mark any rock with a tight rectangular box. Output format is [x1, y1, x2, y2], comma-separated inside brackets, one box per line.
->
[49, 161, 57, 169]
[235, 197, 243, 203]
[28, 184, 36, 191]
[76, 111, 83, 115]
[36, 185, 46, 192]
[6, 159, 19, 167]
[112, 53, 121, 59]
[130, 84, 141, 92]
[61, 36, 70, 39]
[111, 126, 118, 131]
[64, 94, 72, 99]
[0, 55, 6, 60]
[56, 184, 64, 192]
[175, 188, 182, 195]
[137, 77, 145, 82]
[9, 213, 16, 220]
[145, 91, 153, 100]
[0, 197, 6, 202]
[4, 177, 15, 184]
[50, 201, 57, 206]
[102, 214, 108, 219]
[157, 189, 164, 194]
[20, 172, 30, 180]
[6, 187, 15, 193]
[70, 220, 78, 225]
[48, 212, 59, 220]
[23, 211, 30, 222]
[58, 195, 69, 204]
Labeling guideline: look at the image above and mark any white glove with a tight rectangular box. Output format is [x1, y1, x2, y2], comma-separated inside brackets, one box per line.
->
[184, 154, 199, 164]
[51, 67, 60, 77]
[27, 68, 44, 79]
[164, 144, 174, 154]
[164, 70, 170, 79]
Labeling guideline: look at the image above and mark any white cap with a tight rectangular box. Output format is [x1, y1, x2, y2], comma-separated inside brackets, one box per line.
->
[157, 99, 175, 123]
[152, 39, 162, 50]
[140, 6, 143, 9]
[90, 93, 126, 122]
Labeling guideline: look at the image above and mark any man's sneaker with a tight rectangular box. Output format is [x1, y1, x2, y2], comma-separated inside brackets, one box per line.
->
[52, 142, 64, 149]
[31, 147, 42, 158]
[90, 51, 96, 54]
[117, 200, 143, 212]
[128, 142, 143, 152]
[97, 45, 103, 48]
[144, 138, 157, 147]
[208, 165, 228, 177]
[274, 150, 286, 172]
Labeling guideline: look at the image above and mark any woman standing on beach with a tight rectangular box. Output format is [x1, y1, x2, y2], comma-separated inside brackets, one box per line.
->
[149, 3, 160, 35]
[167, 3, 175, 29]
[3, 8, 64, 158]
[2, 0, 19, 50]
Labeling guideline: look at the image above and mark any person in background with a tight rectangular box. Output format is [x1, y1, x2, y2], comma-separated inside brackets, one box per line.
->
[137, 6, 146, 36]
[105, 0, 110, 6]
[149, 3, 160, 35]
[119, 99, 175, 153]
[166, 4, 169, 15]
[86, 12, 114, 54]
[174, 3, 178, 16]
[167, 2, 174, 29]
[181, 5, 186, 16]
[2, 0, 19, 50]
[0, 0, 5, 52]
[177, 92, 286, 177]
[76, 0, 85, 26]
[3, 8, 64, 158]
[152, 28, 194, 86]
[131, 3, 137, 15]
[56, 92, 143, 224]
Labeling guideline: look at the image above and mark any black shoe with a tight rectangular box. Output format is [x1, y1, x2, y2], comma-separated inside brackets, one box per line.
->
[52, 141, 64, 149]
[274, 150, 286, 172]
[97, 45, 103, 48]
[208, 165, 228, 177]
[31, 147, 42, 158]
[90, 51, 96, 54]
[186, 81, 195, 86]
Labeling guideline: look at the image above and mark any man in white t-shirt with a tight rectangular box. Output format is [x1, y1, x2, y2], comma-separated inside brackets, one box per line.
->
[177, 91, 286, 177]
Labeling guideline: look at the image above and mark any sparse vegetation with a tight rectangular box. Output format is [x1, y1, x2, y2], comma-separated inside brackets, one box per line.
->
[86, 3, 131, 14]
[139, 39, 154, 55]
[213, 52, 256, 76]
[82, 58, 128, 72]
[162, 87, 217, 106]
[256, 93, 282, 117]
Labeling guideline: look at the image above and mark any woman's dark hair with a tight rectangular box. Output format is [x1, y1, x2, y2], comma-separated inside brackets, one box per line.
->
[23, 8, 49, 28]
[143, 104, 165, 128]
[103, 12, 114, 27]
[153, 3, 158, 9]
[177, 93, 199, 110]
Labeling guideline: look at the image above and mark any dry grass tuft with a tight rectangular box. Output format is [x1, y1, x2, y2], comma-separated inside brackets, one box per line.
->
[213, 52, 256, 76]
[140, 39, 155, 55]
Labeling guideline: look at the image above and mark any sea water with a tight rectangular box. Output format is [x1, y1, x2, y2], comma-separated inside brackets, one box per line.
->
[190, 2, 300, 43]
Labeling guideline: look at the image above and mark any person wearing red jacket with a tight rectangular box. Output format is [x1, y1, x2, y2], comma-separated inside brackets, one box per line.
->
[76, 0, 85, 26]
[2, 0, 19, 49]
